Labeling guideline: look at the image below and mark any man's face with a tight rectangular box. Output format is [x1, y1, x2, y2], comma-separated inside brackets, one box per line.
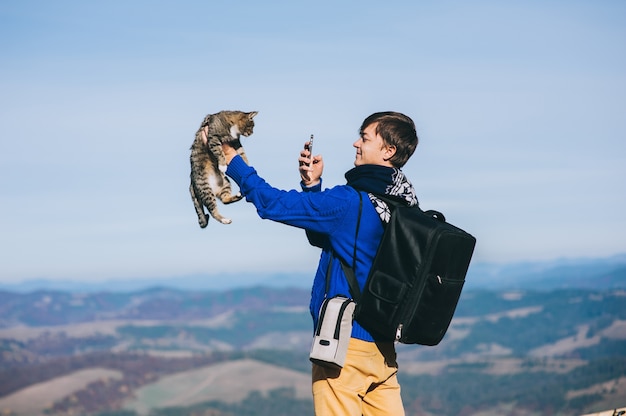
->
[353, 122, 393, 167]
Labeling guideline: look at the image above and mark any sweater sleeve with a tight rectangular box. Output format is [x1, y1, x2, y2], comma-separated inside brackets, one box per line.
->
[301, 178, 327, 248]
[226, 155, 351, 236]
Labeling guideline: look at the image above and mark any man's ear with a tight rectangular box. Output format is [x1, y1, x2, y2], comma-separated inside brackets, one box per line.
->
[383, 145, 397, 161]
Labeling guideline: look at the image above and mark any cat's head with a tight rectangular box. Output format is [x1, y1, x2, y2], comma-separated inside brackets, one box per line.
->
[238, 111, 258, 137]
[226, 111, 258, 140]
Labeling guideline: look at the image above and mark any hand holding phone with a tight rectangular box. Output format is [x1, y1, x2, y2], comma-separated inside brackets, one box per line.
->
[300, 133, 322, 186]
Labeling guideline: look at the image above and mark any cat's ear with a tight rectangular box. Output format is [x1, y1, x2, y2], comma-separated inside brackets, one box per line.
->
[248, 111, 258, 119]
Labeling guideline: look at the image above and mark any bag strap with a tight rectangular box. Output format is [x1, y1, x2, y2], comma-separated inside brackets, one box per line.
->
[340, 255, 361, 303]
[338, 191, 363, 302]
[324, 190, 363, 302]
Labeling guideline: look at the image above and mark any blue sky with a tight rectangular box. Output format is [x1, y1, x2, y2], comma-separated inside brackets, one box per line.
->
[1, 1, 625, 287]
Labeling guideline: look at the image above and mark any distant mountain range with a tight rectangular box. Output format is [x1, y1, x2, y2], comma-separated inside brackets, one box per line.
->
[2, 278, 626, 415]
[465, 253, 626, 290]
[1, 253, 625, 293]
[2, 256, 626, 416]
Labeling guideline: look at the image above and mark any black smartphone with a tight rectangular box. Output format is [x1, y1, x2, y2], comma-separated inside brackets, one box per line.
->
[308, 134, 314, 166]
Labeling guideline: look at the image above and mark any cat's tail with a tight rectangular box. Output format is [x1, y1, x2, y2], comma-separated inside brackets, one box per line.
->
[189, 182, 210, 228]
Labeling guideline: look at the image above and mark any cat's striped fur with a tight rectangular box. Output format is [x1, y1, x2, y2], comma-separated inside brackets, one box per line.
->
[189, 110, 258, 227]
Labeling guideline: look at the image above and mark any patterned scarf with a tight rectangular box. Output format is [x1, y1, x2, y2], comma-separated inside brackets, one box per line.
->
[345, 165, 418, 223]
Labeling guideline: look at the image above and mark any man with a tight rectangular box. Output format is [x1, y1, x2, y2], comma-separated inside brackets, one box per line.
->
[222, 111, 419, 415]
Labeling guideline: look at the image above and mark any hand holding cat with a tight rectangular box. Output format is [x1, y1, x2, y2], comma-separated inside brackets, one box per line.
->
[299, 141, 323, 187]
[221, 142, 239, 165]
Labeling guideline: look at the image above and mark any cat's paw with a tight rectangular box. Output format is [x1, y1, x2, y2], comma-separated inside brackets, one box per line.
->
[222, 193, 243, 204]
[220, 218, 232, 224]
[219, 164, 227, 173]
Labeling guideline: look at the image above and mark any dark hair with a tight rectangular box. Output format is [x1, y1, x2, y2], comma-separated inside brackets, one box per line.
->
[359, 111, 418, 167]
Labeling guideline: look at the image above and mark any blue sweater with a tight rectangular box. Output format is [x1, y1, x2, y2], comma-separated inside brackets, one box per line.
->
[226, 155, 385, 342]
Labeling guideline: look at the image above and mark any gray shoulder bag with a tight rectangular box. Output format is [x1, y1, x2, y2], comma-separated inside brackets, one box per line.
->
[309, 192, 362, 369]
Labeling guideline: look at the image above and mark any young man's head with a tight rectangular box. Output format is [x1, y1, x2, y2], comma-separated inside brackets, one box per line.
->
[354, 112, 418, 168]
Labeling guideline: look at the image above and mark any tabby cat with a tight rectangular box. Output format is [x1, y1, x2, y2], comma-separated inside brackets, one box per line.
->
[189, 110, 258, 227]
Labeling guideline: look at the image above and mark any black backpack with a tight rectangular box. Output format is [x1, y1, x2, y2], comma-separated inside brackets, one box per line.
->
[339, 192, 476, 345]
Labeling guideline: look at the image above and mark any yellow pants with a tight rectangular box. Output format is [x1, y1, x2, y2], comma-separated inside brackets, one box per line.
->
[312, 338, 405, 416]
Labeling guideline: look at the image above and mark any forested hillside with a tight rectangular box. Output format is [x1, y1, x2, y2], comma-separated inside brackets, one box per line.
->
[1, 286, 625, 415]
